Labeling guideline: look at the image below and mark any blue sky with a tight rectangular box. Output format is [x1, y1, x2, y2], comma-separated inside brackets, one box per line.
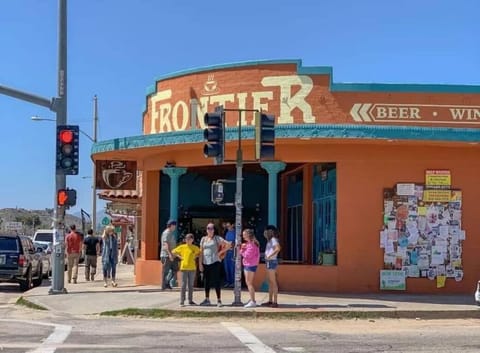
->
[1, 0, 479, 216]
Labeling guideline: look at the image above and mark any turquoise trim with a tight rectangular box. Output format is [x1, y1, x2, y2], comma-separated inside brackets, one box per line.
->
[91, 124, 480, 155]
[261, 162, 287, 226]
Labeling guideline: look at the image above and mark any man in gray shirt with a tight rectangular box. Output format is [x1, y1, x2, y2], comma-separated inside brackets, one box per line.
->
[160, 219, 177, 290]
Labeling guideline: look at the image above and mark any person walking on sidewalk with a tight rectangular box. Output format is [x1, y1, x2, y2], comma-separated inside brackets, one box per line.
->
[83, 229, 100, 281]
[239, 228, 260, 308]
[198, 222, 231, 307]
[65, 224, 83, 284]
[223, 221, 236, 288]
[160, 219, 178, 290]
[102, 225, 119, 287]
[171, 233, 201, 306]
[262, 225, 281, 307]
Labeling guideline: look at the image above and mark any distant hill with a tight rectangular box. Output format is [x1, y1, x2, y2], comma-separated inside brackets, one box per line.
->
[0, 207, 83, 235]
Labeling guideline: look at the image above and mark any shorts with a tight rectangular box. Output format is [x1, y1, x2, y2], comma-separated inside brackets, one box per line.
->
[243, 265, 258, 272]
[266, 259, 278, 270]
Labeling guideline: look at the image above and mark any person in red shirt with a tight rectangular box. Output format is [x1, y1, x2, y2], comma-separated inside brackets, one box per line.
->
[65, 224, 83, 284]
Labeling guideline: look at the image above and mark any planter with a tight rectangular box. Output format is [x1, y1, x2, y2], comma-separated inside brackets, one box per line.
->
[322, 253, 336, 266]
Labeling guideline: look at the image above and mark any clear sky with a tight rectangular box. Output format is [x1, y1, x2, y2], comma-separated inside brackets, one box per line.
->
[1, 0, 479, 216]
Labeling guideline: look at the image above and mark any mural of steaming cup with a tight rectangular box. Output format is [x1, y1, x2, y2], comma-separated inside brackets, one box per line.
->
[102, 168, 134, 189]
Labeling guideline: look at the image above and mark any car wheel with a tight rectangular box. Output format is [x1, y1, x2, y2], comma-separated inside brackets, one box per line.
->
[32, 264, 43, 287]
[19, 268, 32, 292]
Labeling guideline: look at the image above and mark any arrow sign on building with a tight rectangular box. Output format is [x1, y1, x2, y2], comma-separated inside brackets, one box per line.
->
[350, 103, 373, 122]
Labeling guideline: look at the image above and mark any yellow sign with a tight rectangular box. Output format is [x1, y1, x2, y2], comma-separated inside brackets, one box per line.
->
[425, 170, 451, 187]
[423, 189, 452, 202]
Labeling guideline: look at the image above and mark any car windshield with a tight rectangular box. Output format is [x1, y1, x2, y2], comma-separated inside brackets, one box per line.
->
[34, 242, 49, 250]
[0, 237, 19, 252]
[35, 233, 53, 242]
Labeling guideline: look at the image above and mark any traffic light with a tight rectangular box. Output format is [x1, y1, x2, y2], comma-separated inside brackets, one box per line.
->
[56, 125, 79, 175]
[57, 188, 77, 208]
[254, 112, 275, 160]
[203, 106, 225, 164]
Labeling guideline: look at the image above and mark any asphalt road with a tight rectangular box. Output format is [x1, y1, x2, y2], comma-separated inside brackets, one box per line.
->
[0, 296, 479, 353]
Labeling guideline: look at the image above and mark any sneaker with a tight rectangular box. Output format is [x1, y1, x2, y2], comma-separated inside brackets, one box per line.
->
[244, 301, 257, 308]
[180, 302, 185, 307]
[112, 281, 118, 287]
[103, 282, 108, 288]
[188, 301, 197, 306]
[73, 279, 77, 284]
[67, 279, 71, 284]
[91, 274, 95, 281]
[261, 301, 273, 307]
[199, 299, 211, 306]
[217, 300, 223, 307]
[270, 302, 279, 308]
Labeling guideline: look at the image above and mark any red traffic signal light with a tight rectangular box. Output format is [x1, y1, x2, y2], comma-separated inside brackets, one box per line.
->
[59, 130, 74, 144]
[56, 125, 79, 175]
[57, 188, 77, 207]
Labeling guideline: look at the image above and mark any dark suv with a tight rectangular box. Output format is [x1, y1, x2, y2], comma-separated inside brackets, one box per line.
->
[0, 234, 44, 291]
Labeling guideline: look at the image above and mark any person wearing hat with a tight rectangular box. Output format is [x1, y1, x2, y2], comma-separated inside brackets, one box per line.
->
[160, 219, 178, 290]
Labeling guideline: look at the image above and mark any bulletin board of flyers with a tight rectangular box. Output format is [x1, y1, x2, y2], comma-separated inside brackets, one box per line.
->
[380, 170, 464, 290]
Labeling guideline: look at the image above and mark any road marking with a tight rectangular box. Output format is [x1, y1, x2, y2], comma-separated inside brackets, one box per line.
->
[0, 319, 71, 353]
[222, 322, 277, 353]
[283, 347, 306, 352]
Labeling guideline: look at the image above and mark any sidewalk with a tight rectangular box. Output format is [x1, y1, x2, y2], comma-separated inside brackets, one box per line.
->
[22, 263, 480, 319]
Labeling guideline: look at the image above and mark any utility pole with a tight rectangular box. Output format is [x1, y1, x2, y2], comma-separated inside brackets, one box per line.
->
[91, 95, 98, 234]
[50, 0, 68, 294]
[0, 0, 68, 294]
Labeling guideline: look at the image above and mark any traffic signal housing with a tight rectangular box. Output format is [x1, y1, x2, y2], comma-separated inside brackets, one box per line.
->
[203, 107, 225, 164]
[56, 125, 79, 175]
[57, 188, 77, 208]
[255, 112, 275, 160]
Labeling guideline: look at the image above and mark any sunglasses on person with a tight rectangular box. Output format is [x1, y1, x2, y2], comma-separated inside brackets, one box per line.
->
[207, 226, 214, 230]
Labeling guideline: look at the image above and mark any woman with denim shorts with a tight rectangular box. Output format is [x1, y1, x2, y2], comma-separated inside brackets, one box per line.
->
[263, 225, 281, 307]
[239, 228, 260, 308]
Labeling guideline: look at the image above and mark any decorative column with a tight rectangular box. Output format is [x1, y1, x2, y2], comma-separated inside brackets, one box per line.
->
[162, 167, 187, 225]
[260, 161, 286, 226]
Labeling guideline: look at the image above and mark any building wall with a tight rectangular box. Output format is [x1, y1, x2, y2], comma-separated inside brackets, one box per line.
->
[92, 60, 480, 293]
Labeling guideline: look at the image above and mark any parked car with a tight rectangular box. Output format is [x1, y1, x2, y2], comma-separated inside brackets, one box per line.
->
[0, 234, 44, 291]
[33, 241, 52, 278]
[33, 229, 84, 267]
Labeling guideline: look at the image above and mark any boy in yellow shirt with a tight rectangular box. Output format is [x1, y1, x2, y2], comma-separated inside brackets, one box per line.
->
[171, 233, 200, 306]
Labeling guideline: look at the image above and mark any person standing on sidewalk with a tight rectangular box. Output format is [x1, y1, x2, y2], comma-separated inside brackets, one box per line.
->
[160, 219, 177, 290]
[65, 224, 83, 284]
[262, 225, 281, 307]
[83, 229, 100, 281]
[102, 225, 119, 287]
[223, 221, 236, 288]
[198, 223, 231, 307]
[171, 233, 201, 306]
[239, 228, 260, 308]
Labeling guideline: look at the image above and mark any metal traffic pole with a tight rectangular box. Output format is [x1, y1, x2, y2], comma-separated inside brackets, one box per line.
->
[50, 0, 68, 294]
[232, 111, 244, 306]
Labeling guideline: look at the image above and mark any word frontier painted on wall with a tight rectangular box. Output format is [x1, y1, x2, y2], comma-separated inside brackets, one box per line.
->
[147, 75, 316, 134]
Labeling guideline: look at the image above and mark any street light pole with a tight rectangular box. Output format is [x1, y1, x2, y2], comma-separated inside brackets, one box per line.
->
[51, 0, 68, 294]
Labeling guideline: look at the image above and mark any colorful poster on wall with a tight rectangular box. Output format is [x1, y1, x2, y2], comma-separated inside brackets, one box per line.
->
[380, 270, 406, 290]
[425, 170, 451, 189]
[380, 177, 465, 289]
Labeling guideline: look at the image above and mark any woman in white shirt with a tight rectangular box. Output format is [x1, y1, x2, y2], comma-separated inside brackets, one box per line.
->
[263, 225, 281, 307]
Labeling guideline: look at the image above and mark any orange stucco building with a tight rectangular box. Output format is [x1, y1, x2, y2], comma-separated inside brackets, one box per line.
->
[92, 59, 480, 294]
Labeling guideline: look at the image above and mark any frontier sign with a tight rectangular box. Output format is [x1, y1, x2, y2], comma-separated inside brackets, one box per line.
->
[350, 103, 480, 125]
